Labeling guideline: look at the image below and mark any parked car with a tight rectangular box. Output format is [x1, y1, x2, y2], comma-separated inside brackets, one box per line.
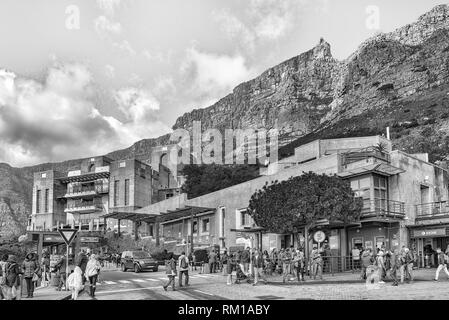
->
[121, 250, 159, 273]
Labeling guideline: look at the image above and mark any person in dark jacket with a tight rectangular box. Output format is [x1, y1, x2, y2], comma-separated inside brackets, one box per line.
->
[55, 252, 68, 291]
[434, 248, 449, 281]
[5, 255, 22, 300]
[221, 250, 229, 276]
[241, 248, 251, 274]
[360, 249, 374, 280]
[252, 250, 268, 286]
[163, 253, 177, 291]
[76, 251, 88, 285]
[22, 253, 40, 298]
[208, 250, 217, 273]
[389, 249, 401, 286]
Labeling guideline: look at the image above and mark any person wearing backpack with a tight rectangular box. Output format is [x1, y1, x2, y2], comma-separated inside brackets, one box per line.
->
[5, 255, 22, 300]
[178, 251, 189, 287]
[163, 253, 177, 291]
[22, 252, 40, 298]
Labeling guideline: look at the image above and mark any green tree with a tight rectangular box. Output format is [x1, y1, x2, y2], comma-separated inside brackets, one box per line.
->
[181, 164, 260, 199]
[247, 172, 363, 234]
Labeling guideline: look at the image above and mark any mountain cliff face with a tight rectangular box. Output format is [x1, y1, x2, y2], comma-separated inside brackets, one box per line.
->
[3, 4, 449, 238]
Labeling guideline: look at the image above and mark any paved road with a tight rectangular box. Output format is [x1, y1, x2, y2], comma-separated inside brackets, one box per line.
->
[78, 269, 228, 300]
[78, 268, 449, 300]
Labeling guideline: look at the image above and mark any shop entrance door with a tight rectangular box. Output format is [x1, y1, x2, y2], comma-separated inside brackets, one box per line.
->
[436, 238, 449, 252]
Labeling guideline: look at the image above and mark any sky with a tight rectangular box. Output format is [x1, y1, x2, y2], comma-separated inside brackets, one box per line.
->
[0, 0, 445, 167]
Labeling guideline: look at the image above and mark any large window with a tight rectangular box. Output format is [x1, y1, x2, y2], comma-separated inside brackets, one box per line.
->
[44, 189, 49, 213]
[202, 218, 210, 233]
[374, 175, 388, 212]
[114, 180, 119, 206]
[350, 176, 371, 211]
[124, 179, 130, 206]
[36, 190, 41, 214]
[241, 210, 249, 226]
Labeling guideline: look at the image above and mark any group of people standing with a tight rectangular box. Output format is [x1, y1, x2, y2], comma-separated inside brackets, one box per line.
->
[358, 246, 417, 286]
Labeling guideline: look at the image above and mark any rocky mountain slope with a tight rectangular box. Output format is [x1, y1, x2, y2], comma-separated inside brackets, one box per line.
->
[3, 4, 449, 238]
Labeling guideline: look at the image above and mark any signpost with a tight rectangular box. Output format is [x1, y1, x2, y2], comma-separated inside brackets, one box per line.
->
[314, 231, 326, 254]
[58, 229, 78, 291]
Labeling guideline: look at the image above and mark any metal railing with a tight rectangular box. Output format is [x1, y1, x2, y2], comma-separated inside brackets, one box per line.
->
[416, 201, 449, 218]
[65, 199, 103, 212]
[361, 199, 405, 219]
[66, 184, 109, 196]
[341, 148, 390, 167]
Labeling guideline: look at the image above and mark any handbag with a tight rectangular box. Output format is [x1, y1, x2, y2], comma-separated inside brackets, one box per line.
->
[32, 273, 39, 282]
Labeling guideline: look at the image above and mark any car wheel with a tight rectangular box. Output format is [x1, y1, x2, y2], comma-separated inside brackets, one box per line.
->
[121, 264, 127, 272]
[153, 267, 158, 272]
[134, 264, 140, 273]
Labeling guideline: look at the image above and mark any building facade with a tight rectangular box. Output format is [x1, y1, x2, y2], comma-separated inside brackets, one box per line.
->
[123, 136, 449, 266]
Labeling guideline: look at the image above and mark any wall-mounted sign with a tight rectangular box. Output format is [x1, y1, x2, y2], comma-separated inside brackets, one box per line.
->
[80, 237, 99, 243]
[412, 228, 446, 238]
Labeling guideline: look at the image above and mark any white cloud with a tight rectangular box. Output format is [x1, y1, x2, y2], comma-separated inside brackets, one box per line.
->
[94, 15, 122, 37]
[142, 50, 173, 64]
[181, 47, 255, 108]
[113, 40, 136, 56]
[105, 64, 115, 78]
[96, 0, 122, 17]
[0, 63, 170, 167]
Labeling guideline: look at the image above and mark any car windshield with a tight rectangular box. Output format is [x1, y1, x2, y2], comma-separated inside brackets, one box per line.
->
[133, 252, 151, 259]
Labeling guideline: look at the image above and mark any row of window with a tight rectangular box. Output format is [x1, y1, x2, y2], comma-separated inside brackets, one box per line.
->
[36, 189, 49, 214]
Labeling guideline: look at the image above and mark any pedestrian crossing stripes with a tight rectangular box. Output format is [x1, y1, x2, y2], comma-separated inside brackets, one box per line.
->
[118, 280, 132, 284]
[131, 279, 147, 283]
[145, 278, 160, 282]
[96, 274, 221, 286]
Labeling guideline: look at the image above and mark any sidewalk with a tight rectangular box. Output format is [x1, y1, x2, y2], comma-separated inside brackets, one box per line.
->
[28, 285, 72, 300]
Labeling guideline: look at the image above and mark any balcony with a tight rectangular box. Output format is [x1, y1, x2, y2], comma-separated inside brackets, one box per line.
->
[64, 184, 109, 199]
[65, 199, 103, 214]
[416, 201, 449, 220]
[58, 166, 110, 184]
[361, 199, 406, 220]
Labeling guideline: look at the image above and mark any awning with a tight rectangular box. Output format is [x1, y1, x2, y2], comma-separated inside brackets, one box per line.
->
[338, 163, 405, 179]
[230, 227, 265, 233]
[101, 206, 215, 224]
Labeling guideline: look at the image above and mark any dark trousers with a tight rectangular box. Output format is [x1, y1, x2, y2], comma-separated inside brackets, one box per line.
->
[58, 273, 67, 290]
[179, 270, 189, 286]
[25, 277, 34, 296]
[164, 275, 176, 290]
[89, 274, 98, 296]
[390, 265, 399, 285]
[210, 262, 216, 273]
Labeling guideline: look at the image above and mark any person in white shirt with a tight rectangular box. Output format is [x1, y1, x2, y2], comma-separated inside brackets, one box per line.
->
[178, 252, 189, 287]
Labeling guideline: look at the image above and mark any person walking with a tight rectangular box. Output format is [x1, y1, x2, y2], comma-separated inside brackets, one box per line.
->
[208, 250, 217, 274]
[241, 247, 251, 275]
[22, 252, 40, 298]
[352, 247, 361, 271]
[226, 253, 236, 285]
[282, 248, 293, 283]
[434, 247, 449, 281]
[178, 251, 189, 287]
[67, 267, 83, 300]
[76, 250, 89, 286]
[163, 253, 177, 291]
[5, 255, 22, 300]
[376, 251, 386, 284]
[311, 247, 323, 280]
[389, 249, 401, 286]
[0, 254, 9, 300]
[221, 250, 229, 276]
[252, 250, 268, 286]
[360, 249, 373, 280]
[405, 247, 416, 282]
[85, 254, 101, 298]
[41, 251, 50, 286]
[55, 253, 68, 291]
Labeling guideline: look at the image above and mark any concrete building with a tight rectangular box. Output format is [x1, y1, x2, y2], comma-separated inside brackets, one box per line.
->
[27, 154, 182, 258]
[115, 135, 449, 268]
